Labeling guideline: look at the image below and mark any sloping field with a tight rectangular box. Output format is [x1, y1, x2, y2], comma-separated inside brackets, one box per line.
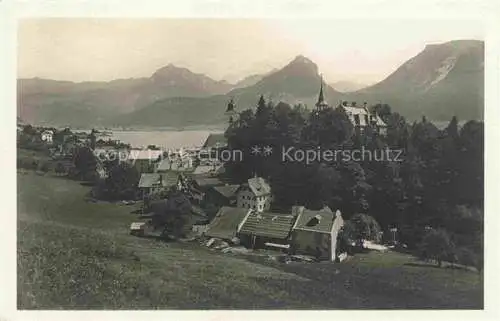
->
[17, 172, 483, 309]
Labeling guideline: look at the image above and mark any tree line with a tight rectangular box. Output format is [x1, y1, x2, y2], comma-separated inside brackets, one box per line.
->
[224, 96, 483, 269]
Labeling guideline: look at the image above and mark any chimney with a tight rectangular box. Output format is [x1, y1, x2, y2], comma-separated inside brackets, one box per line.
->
[292, 205, 305, 218]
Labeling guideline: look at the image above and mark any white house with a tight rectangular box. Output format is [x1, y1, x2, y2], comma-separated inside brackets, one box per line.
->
[127, 149, 165, 174]
[290, 206, 344, 262]
[41, 130, 54, 143]
[337, 101, 387, 135]
[236, 177, 272, 213]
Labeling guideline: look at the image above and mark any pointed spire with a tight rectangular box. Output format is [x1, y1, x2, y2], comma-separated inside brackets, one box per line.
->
[316, 74, 328, 110]
[318, 74, 325, 103]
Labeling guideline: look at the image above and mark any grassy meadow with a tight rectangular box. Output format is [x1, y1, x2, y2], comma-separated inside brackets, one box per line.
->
[17, 170, 483, 309]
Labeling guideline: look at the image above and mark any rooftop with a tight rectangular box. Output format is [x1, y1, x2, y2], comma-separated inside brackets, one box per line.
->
[206, 206, 250, 240]
[202, 133, 227, 149]
[244, 177, 272, 197]
[138, 172, 179, 188]
[212, 184, 240, 199]
[157, 158, 193, 172]
[193, 176, 225, 188]
[238, 211, 295, 239]
[129, 149, 165, 161]
[292, 206, 343, 234]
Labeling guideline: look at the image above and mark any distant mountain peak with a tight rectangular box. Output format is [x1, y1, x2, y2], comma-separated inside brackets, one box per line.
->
[291, 55, 315, 65]
[280, 55, 319, 77]
[152, 64, 191, 79]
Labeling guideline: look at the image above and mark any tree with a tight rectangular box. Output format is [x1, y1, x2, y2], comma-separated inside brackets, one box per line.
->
[53, 128, 72, 145]
[255, 95, 269, 118]
[302, 108, 353, 148]
[89, 129, 97, 149]
[55, 162, 66, 176]
[151, 191, 192, 239]
[371, 103, 392, 123]
[417, 228, 455, 267]
[351, 214, 382, 242]
[456, 120, 483, 206]
[104, 162, 140, 200]
[72, 146, 97, 180]
[22, 124, 37, 136]
[37, 161, 50, 173]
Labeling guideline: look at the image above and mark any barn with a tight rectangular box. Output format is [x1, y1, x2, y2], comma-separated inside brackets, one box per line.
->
[237, 211, 295, 251]
[290, 206, 344, 262]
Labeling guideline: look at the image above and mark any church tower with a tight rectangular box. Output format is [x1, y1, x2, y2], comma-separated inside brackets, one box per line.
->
[315, 75, 329, 111]
[225, 97, 237, 124]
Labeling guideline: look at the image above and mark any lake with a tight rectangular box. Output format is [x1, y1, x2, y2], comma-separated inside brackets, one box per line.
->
[108, 130, 222, 150]
[83, 119, 467, 150]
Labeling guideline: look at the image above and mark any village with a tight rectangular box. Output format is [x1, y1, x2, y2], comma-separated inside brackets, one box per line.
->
[17, 84, 396, 265]
[12, 17, 487, 310]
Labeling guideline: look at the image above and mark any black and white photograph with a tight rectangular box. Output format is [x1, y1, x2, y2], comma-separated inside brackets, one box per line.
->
[2, 0, 499, 317]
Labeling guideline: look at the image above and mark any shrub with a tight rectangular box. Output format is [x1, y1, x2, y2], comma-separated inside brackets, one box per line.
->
[38, 161, 51, 173]
[454, 247, 483, 272]
[55, 162, 67, 176]
[350, 213, 382, 242]
[417, 228, 455, 267]
[339, 214, 382, 253]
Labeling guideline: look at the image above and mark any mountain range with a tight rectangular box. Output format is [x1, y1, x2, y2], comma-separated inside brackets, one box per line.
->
[331, 81, 370, 93]
[18, 39, 484, 128]
[349, 40, 484, 121]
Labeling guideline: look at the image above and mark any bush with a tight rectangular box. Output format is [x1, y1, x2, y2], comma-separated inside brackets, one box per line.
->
[17, 158, 37, 170]
[54, 162, 67, 176]
[417, 228, 455, 267]
[454, 247, 483, 272]
[350, 213, 382, 242]
[38, 161, 51, 173]
[339, 214, 382, 253]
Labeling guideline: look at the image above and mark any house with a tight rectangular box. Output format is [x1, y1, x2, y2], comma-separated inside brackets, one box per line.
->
[206, 184, 239, 207]
[192, 161, 224, 175]
[337, 101, 387, 135]
[290, 206, 344, 262]
[128, 149, 165, 174]
[201, 133, 228, 161]
[237, 211, 295, 250]
[93, 147, 129, 164]
[138, 172, 180, 199]
[156, 155, 193, 173]
[40, 130, 54, 143]
[205, 206, 251, 240]
[236, 177, 272, 213]
[191, 175, 225, 190]
[202, 133, 227, 149]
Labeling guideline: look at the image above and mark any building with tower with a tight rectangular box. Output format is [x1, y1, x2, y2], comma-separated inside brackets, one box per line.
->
[225, 98, 237, 124]
[314, 77, 387, 135]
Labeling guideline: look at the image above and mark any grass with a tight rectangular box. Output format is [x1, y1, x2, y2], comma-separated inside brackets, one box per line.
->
[17, 172, 483, 309]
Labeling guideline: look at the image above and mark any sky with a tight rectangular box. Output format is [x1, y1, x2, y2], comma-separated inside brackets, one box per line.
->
[18, 18, 484, 85]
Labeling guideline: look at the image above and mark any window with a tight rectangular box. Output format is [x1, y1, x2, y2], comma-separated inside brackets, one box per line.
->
[306, 215, 322, 227]
[354, 114, 360, 125]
